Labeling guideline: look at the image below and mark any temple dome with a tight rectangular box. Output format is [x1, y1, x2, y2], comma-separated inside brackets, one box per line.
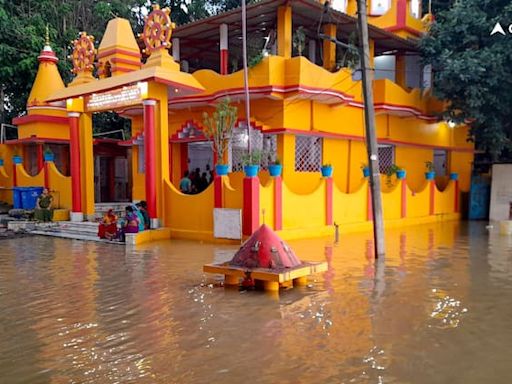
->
[27, 41, 65, 108]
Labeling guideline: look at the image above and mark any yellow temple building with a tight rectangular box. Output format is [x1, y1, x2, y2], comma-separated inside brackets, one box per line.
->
[0, 0, 473, 243]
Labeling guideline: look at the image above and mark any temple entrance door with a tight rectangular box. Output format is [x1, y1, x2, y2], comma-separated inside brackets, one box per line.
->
[94, 153, 131, 203]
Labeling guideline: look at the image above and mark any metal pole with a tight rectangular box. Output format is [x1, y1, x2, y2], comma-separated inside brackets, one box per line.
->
[356, 0, 386, 258]
[241, 0, 252, 155]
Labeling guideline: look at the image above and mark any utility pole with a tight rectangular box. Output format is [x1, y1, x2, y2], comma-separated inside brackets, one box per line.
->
[241, 0, 252, 155]
[356, 0, 386, 258]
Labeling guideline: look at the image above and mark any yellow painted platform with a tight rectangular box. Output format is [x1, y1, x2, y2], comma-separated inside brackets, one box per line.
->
[52, 209, 70, 222]
[203, 261, 327, 292]
[125, 227, 172, 245]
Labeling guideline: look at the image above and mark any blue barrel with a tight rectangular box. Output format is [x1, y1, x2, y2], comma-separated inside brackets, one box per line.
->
[21, 187, 44, 210]
[12, 187, 24, 209]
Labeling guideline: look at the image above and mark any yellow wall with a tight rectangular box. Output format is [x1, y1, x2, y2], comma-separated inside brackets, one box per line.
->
[332, 183, 368, 224]
[282, 180, 326, 229]
[16, 165, 44, 187]
[259, 178, 275, 230]
[0, 166, 13, 203]
[164, 179, 214, 239]
[48, 162, 72, 209]
[18, 121, 69, 140]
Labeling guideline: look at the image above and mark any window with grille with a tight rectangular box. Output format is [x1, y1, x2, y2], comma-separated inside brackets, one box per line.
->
[295, 135, 322, 172]
[229, 126, 277, 172]
[138, 144, 145, 173]
[377, 144, 395, 174]
[433, 149, 447, 176]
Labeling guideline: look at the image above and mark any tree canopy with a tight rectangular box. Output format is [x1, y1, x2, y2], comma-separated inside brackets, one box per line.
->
[421, 0, 512, 160]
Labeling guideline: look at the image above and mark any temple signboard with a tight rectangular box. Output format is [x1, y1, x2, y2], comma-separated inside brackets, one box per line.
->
[86, 84, 144, 112]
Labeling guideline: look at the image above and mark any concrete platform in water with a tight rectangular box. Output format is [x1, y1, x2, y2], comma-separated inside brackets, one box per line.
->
[203, 224, 327, 292]
[203, 261, 327, 291]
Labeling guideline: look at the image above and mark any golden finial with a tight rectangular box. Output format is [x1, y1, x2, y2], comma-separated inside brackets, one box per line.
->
[45, 25, 50, 45]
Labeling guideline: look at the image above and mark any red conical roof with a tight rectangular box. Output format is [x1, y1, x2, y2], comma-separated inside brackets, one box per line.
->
[230, 224, 302, 269]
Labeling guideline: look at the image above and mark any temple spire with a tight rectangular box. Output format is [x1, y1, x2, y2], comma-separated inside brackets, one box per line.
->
[45, 25, 50, 46]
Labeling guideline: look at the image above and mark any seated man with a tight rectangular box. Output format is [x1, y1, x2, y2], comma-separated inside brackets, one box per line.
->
[34, 188, 53, 222]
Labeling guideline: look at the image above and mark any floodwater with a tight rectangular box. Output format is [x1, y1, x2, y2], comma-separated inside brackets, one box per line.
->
[0, 222, 511, 384]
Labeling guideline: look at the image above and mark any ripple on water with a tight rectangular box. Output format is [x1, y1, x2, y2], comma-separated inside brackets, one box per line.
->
[1, 223, 512, 383]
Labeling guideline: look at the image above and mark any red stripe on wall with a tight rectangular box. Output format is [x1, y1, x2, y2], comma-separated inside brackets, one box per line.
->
[12, 164, 17, 187]
[243, 177, 260, 236]
[367, 183, 373, 221]
[429, 181, 435, 215]
[454, 180, 459, 213]
[214, 175, 223, 208]
[220, 49, 228, 75]
[274, 176, 282, 230]
[326, 177, 333, 225]
[401, 179, 407, 218]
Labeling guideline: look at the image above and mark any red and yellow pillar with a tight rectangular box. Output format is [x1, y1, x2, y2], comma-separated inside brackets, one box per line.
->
[277, 5, 292, 59]
[68, 112, 82, 220]
[220, 23, 229, 74]
[143, 99, 158, 226]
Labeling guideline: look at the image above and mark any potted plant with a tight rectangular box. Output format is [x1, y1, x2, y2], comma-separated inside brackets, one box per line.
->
[242, 149, 262, 177]
[43, 146, 55, 162]
[12, 147, 22, 164]
[321, 163, 333, 177]
[361, 163, 370, 178]
[203, 98, 237, 176]
[450, 172, 459, 181]
[385, 164, 406, 187]
[425, 161, 435, 180]
[268, 157, 282, 177]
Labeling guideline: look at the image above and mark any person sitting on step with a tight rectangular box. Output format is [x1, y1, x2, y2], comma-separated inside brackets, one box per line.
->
[98, 209, 118, 240]
[34, 188, 53, 222]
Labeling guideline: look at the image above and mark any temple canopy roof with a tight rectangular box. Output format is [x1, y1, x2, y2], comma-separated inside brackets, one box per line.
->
[173, 0, 420, 72]
[46, 62, 204, 102]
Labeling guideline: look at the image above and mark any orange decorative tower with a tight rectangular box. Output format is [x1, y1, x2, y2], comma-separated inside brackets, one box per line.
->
[97, 18, 141, 78]
[12, 27, 69, 169]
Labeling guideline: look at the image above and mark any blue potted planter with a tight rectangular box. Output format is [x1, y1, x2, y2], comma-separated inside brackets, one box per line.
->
[425, 172, 435, 180]
[43, 153, 55, 162]
[396, 170, 406, 179]
[449, 172, 459, 181]
[12, 155, 22, 164]
[321, 165, 333, 178]
[268, 164, 282, 177]
[244, 165, 259, 177]
[362, 167, 370, 178]
[215, 164, 229, 176]
[0, 159, 4, 166]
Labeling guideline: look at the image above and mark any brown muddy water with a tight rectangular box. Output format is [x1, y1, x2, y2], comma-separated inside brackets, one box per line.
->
[0, 221, 511, 384]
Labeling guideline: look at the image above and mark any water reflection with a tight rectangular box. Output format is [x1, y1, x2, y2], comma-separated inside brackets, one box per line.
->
[0, 222, 511, 383]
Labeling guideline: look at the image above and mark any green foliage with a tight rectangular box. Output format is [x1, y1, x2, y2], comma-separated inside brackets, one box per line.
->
[241, 149, 262, 166]
[202, 98, 238, 164]
[420, 0, 512, 160]
[293, 26, 306, 56]
[385, 164, 404, 177]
